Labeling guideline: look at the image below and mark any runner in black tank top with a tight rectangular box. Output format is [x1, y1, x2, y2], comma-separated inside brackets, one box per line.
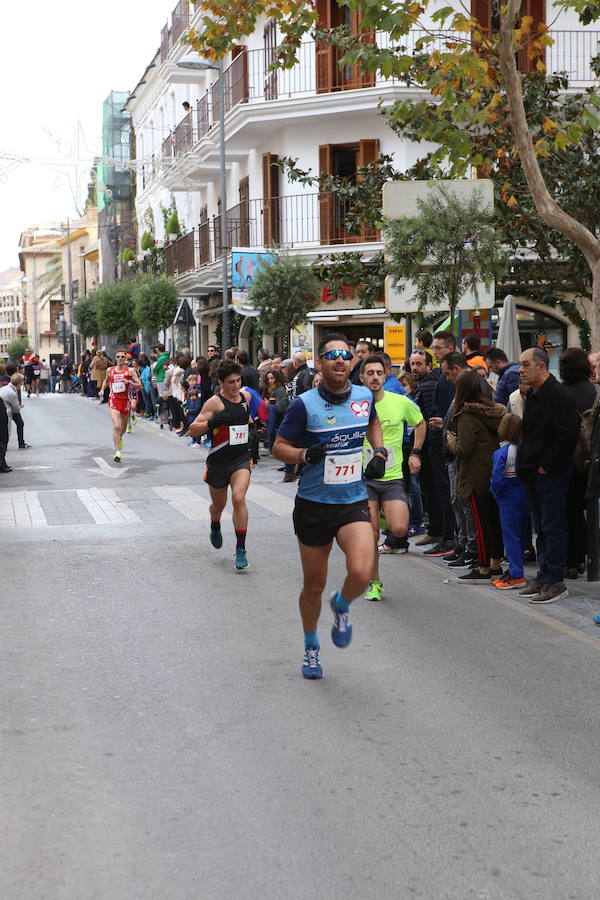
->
[188, 359, 254, 569]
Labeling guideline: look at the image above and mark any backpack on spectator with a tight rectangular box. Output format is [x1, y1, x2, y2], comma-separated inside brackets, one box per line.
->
[573, 385, 600, 472]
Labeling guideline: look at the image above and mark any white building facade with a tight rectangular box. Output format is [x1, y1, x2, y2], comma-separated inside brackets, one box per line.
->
[0, 271, 23, 359]
[126, 0, 599, 358]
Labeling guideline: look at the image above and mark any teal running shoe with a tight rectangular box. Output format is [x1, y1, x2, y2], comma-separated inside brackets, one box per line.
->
[210, 528, 223, 549]
[302, 646, 323, 679]
[235, 548, 248, 569]
[329, 590, 352, 647]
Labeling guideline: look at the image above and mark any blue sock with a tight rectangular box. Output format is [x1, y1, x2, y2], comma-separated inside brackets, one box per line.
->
[334, 591, 349, 613]
[304, 631, 319, 649]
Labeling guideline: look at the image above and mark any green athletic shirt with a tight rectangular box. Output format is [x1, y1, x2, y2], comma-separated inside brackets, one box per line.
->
[364, 390, 424, 481]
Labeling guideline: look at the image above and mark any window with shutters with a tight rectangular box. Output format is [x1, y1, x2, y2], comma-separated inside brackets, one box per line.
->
[315, 0, 375, 93]
[262, 153, 280, 246]
[264, 20, 278, 100]
[319, 140, 380, 244]
[238, 176, 250, 246]
[199, 205, 211, 265]
[471, 0, 545, 70]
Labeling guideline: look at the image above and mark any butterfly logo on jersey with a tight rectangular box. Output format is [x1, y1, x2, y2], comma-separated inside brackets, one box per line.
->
[350, 400, 370, 419]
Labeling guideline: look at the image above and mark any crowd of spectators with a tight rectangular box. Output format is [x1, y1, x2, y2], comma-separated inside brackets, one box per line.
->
[3, 330, 599, 607]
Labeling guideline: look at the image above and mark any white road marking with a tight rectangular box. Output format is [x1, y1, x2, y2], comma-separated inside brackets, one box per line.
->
[153, 485, 210, 520]
[246, 484, 294, 517]
[87, 457, 130, 479]
[76, 489, 112, 524]
[85, 487, 141, 523]
[24, 491, 48, 527]
[0, 484, 294, 527]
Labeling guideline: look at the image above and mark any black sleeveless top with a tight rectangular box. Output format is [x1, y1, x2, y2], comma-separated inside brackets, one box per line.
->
[207, 394, 251, 466]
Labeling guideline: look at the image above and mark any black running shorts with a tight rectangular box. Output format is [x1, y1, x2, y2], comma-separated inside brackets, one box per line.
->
[293, 496, 371, 547]
[204, 459, 252, 489]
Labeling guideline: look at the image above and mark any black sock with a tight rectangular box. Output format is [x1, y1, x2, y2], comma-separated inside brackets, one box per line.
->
[235, 529, 247, 550]
[211, 520, 221, 532]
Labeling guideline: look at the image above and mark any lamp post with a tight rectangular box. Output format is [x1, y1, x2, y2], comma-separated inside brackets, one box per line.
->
[177, 55, 230, 351]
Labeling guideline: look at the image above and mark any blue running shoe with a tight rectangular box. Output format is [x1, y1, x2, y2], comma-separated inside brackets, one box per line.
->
[593, 615, 600, 626]
[302, 646, 323, 679]
[329, 590, 352, 647]
[210, 528, 223, 549]
[235, 548, 248, 569]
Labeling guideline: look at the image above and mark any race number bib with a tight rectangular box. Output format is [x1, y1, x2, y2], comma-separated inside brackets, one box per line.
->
[229, 424, 249, 445]
[364, 446, 395, 468]
[324, 451, 362, 484]
[112, 381, 126, 393]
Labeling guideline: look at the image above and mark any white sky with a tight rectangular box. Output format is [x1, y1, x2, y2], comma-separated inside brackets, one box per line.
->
[0, 0, 172, 273]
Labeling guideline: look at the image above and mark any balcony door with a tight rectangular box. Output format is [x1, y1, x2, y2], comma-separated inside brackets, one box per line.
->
[319, 139, 379, 244]
[315, 0, 375, 93]
[471, 0, 546, 70]
[262, 153, 280, 247]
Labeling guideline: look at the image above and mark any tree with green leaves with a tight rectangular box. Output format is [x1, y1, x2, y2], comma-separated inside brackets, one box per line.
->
[95, 281, 137, 339]
[7, 336, 30, 364]
[133, 276, 180, 335]
[72, 296, 98, 339]
[248, 253, 320, 352]
[386, 185, 506, 325]
[185, 0, 600, 343]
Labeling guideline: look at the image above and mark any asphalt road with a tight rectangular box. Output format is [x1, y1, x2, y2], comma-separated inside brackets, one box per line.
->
[2, 394, 600, 900]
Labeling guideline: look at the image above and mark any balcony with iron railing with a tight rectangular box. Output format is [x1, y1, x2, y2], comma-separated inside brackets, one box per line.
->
[161, 0, 191, 61]
[153, 29, 598, 171]
[165, 193, 381, 277]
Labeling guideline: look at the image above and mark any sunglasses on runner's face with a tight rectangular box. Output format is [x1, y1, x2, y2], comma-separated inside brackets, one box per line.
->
[116, 354, 126, 359]
[319, 349, 353, 361]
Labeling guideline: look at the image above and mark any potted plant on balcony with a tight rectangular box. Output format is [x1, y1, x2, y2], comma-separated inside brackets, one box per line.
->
[119, 248, 136, 268]
[166, 211, 180, 242]
[141, 231, 155, 257]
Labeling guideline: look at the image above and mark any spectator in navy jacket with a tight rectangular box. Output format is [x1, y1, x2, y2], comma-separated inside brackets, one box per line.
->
[422, 330, 457, 552]
[485, 348, 521, 406]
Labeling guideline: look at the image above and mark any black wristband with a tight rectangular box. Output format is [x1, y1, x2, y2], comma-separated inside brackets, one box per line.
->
[409, 448, 422, 457]
[372, 447, 388, 459]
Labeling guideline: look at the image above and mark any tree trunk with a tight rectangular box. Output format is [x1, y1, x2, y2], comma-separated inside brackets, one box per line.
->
[593, 261, 600, 350]
[498, 0, 600, 346]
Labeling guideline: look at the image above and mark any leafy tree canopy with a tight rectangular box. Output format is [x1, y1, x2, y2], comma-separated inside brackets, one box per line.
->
[95, 281, 137, 338]
[248, 253, 320, 341]
[133, 276, 180, 335]
[72, 295, 98, 338]
[7, 336, 30, 363]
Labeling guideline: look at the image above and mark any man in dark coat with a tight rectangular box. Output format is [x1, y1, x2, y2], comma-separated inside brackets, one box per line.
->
[516, 347, 579, 604]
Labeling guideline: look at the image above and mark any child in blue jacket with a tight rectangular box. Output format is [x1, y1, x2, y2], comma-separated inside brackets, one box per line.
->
[490, 413, 531, 590]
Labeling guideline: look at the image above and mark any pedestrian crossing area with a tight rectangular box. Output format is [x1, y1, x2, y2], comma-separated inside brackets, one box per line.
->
[0, 483, 296, 529]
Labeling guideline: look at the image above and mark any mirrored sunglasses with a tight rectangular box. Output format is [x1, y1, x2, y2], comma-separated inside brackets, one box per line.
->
[319, 349, 353, 361]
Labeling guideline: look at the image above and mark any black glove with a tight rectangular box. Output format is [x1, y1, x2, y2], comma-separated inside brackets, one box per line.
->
[209, 408, 231, 428]
[304, 443, 327, 465]
[364, 453, 386, 480]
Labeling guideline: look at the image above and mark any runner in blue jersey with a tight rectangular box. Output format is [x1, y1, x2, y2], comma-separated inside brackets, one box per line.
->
[273, 333, 387, 679]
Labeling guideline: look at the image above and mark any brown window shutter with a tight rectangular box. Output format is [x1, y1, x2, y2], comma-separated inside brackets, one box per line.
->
[351, 10, 375, 88]
[357, 139, 380, 241]
[319, 144, 334, 245]
[316, 0, 333, 94]
[239, 175, 250, 246]
[262, 153, 280, 246]
[471, 0, 491, 33]
[519, 0, 546, 71]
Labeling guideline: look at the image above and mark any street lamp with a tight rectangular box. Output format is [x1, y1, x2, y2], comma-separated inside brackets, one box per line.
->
[177, 55, 230, 352]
